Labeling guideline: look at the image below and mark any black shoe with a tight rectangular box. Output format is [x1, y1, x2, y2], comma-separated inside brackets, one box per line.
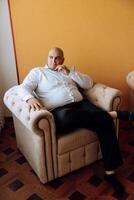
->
[104, 174, 125, 197]
[117, 111, 134, 121]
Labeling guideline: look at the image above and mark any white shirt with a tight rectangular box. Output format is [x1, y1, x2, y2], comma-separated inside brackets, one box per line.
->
[20, 65, 93, 110]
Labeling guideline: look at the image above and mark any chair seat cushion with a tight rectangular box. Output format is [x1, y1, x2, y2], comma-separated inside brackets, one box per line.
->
[57, 129, 98, 155]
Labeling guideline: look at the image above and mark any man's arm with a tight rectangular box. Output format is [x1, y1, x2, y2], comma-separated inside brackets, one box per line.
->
[68, 68, 93, 90]
[55, 65, 93, 90]
[20, 68, 43, 110]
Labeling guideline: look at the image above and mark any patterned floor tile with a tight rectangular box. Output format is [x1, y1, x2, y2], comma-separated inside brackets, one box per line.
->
[16, 156, 27, 164]
[69, 190, 86, 200]
[0, 168, 8, 177]
[112, 191, 129, 200]
[26, 193, 43, 200]
[48, 178, 64, 189]
[8, 179, 24, 191]
[88, 175, 103, 187]
[2, 147, 15, 155]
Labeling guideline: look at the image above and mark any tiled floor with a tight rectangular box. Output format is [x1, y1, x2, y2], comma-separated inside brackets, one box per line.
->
[0, 118, 134, 200]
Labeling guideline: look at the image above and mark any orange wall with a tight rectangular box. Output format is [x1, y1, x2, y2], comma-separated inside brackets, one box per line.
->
[9, 0, 134, 108]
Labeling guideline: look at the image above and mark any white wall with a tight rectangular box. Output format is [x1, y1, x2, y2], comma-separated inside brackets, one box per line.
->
[0, 0, 18, 116]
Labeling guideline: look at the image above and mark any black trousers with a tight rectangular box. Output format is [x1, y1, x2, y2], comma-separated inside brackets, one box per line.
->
[51, 99, 123, 171]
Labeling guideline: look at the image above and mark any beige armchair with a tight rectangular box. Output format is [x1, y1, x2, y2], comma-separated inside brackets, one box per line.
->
[4, 83, 122, 184]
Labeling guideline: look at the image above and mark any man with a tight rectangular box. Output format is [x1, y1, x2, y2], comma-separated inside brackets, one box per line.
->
[21, 47, 134, 197]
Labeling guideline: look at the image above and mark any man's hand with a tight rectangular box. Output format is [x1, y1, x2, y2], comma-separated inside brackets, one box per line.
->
[27, 97, 43, 111]
[55, 65, 70, 75]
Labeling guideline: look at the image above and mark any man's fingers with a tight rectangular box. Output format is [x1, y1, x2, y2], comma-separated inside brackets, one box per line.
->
[29, 103, 42, 111]
[37, 102, 43, 108]
[55, 65, 64, 71]
[33, 103, 42, 110]
[27, 98, 43, 111]
[33, 104, 39, 110]
[55, 65, 69, 75]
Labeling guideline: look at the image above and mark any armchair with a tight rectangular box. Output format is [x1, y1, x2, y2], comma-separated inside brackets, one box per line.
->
[4, 83, 122, 184]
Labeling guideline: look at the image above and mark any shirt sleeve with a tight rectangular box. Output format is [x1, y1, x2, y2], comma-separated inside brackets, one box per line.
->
[20, 68, 39, 102]
[68, 67, 93, 90]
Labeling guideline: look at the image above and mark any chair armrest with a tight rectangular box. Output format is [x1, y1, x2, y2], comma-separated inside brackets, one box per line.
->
[3, 85, 55, 134]
[85, 83, 122, 111]
[4, 85, 58, 182]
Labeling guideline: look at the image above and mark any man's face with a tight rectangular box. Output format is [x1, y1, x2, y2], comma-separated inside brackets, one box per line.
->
[47, 49, 64, 69]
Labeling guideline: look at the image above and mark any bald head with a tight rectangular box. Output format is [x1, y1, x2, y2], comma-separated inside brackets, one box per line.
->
[47, 47, 64, 69]
[48, 47, 64, 58]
